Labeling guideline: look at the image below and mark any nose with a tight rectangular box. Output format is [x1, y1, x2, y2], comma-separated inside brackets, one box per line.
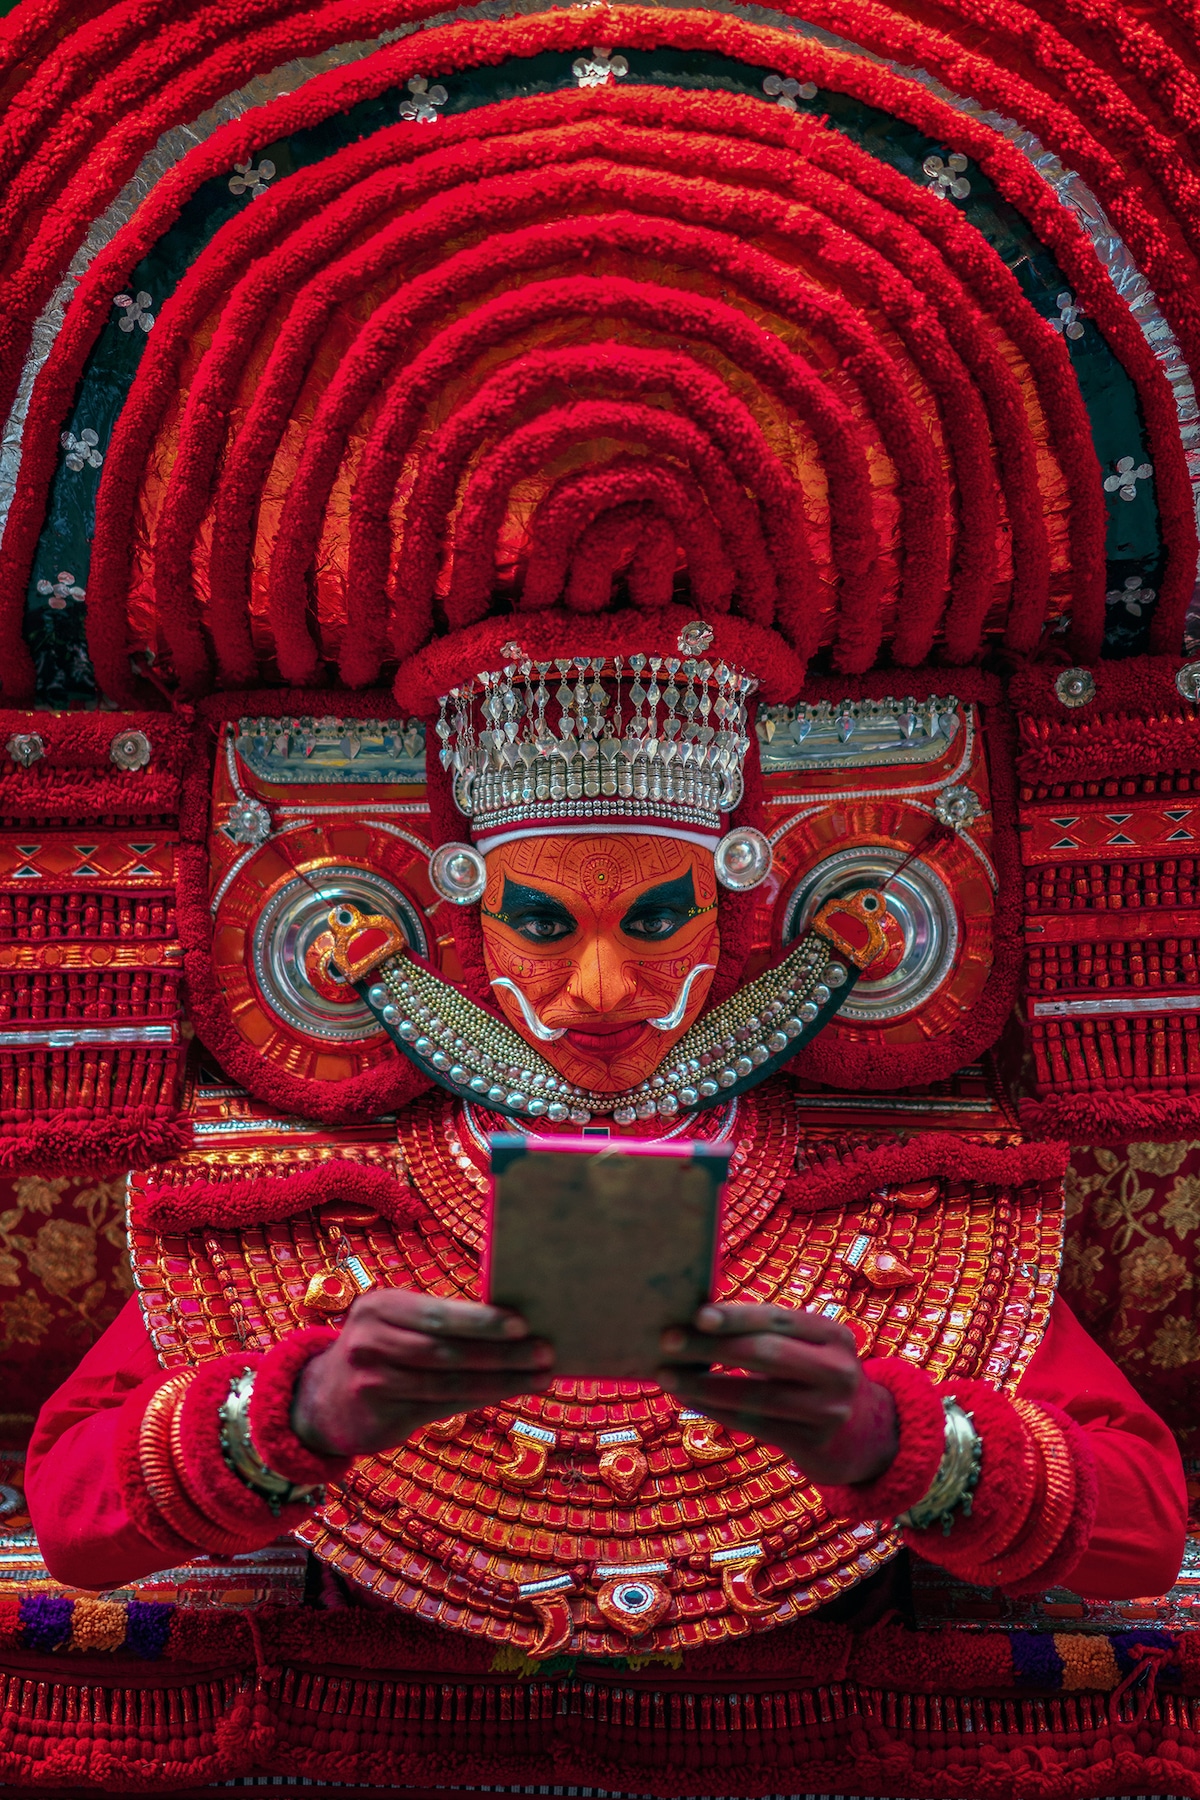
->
[565, 927, 638, 1016]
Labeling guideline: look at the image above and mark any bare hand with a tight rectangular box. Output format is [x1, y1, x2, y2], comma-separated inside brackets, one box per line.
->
[292, 1288, 554, 1457]
[658, 1302, 897, 1487]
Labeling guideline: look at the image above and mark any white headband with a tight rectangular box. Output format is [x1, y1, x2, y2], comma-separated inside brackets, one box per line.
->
[473, 822, 723, 855]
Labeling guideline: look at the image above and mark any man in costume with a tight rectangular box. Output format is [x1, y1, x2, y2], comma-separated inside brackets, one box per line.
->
[25, 609, 1187, 1655]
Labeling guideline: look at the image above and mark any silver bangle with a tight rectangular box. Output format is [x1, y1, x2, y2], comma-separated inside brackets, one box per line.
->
[219, 1366, 325, 1519]
[897, 1395, 981, 1536]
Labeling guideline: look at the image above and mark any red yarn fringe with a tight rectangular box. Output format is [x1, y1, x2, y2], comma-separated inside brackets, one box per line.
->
[1019, 1089, 1200, 1145]
[780, 1133, 1067, 1213]
[134, 1158, 419, 1233]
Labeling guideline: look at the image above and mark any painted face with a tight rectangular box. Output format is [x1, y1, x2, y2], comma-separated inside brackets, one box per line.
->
[479, 834, 721, 1094]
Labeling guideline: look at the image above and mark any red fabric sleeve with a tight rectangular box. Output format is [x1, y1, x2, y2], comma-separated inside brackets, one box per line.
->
[812, 1295, 1185, 1604]
[25, 1296, 191, 1589]
[814, 1355, 946, 1520]
[1014, 1294, 1188, 1601]
[24, 1297, 332, 1591]
[168, 1350, 342, 1537]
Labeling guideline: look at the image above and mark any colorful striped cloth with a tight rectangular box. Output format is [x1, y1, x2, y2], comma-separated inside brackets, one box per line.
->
[1, 1591, 1193, 1697]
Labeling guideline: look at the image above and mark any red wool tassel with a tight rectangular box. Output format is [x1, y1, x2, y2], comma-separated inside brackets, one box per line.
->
[815, 1356, 947, 1523]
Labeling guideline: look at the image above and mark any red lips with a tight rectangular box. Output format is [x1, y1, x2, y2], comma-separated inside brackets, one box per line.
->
[562, 1020, 650, 1055]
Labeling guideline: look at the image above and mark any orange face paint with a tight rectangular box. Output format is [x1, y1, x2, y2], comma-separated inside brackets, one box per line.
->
[479, 833, 720, 1094]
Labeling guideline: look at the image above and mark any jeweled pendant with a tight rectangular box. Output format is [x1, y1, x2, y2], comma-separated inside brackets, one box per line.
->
[716, 1549, 776, 1618]
[424, 1413, 468, 1439]
[595, 1573, 672, 1636]
[527, 1591, 574, 1658]
[858, 1244, 919, 1289]
[680, 1412, 734, 1465]
[597, 1441, 648, 1501]
[496, 1424, 554, 1490]
[303, 1267, 356, 1314]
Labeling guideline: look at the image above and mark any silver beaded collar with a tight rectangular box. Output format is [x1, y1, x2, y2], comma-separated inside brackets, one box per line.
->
[357, 929, 853, 1127]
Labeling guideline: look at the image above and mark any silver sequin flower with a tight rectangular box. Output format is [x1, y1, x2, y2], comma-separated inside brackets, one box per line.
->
[1051, 291, 1085, 340]
[1105, 575, 1155, 617]
[1055, 667, 1096, 708]
[934, 785, 983, 832]
[229, 159, 276, 197]
[114, 291, 155, 333]
[763, 73, 818, 109]
[923, 152, 970, 200]
[6, 732, 44, 768]
[1104, 456, 1153, 502]
[110, 729, 152, 772]
[677, 619, 714, 655]
[224, 797, 272, 848]
[60, 428, 102, 471]
[400, 76, 448, 121]
[571, 47, 628, 87]
[36, 571, 85, 610]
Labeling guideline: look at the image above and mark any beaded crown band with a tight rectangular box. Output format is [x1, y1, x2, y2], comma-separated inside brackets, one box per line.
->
[435, 622, 754, 850]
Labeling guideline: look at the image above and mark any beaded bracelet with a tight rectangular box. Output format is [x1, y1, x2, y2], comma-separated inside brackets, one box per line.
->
[897, 1395, 981, 1536]
[218, 1367, 327, 1519]
[956, 1399, 1077, 1586]
[139, 1371, 260, 1556]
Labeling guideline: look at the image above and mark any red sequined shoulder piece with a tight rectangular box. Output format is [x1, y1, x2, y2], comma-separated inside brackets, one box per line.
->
[127, 1080, 1062, 1659]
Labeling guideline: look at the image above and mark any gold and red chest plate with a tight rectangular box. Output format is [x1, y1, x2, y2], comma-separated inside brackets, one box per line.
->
[128, 1076, 1061, 1660]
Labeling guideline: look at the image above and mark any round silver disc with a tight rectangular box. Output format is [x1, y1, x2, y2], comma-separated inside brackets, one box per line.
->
[251, 865, 427, 1042]
[783, 845, 959, 1024]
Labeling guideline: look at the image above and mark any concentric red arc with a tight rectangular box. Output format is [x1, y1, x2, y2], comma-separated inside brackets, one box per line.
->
[0, 4, 1196, 700]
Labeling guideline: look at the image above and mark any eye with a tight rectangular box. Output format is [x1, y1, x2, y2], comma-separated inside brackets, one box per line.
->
[514, 913, 576, 943]
[622, 911, 686, 941]
[489, 879, 578, 942]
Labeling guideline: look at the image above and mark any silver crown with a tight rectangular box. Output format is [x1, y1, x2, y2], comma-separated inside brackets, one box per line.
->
[436, 635, 756, 843]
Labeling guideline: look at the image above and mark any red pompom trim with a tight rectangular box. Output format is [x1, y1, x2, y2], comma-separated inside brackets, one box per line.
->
[815, 1356, 945, 1524]
[395, 605, 805, 715]
[133, 1157, 420, 1234]
[248, 1327, 350, 1490]
[898, 1377, 1039, 1570]
[171, 1353, 321, 1540]
[779, 1135, 1067, 1215]
[1, 7, 1196, 694]
[1019, 1088, 1200, 1147]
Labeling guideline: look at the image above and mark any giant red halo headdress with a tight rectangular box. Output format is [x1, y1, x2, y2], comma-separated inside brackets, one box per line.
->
[0, 0, 1195, 1160]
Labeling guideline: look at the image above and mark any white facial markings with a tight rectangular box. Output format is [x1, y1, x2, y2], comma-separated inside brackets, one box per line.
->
[489, 976, 567, 1041]
[647, 964, 718, 1031]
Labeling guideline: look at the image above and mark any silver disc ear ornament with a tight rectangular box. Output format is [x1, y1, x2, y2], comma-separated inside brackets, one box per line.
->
[713, 826, 773, 891]
[429, 842, 487, 905]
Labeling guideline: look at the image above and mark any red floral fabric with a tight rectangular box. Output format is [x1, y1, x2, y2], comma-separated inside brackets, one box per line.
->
[0, 1172, 132, 1448]
[1063, 1141, 1200, 1453]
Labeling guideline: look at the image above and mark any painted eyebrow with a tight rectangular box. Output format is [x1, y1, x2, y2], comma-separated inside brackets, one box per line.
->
[499, 878, 578, 926]
[620, 872, 697, 922]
